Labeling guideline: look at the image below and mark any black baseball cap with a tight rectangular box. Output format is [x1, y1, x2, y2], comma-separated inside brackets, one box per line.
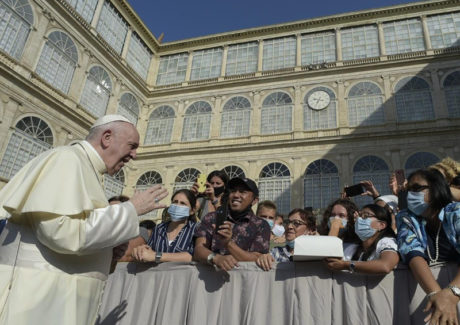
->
[228, 177, 259, 197]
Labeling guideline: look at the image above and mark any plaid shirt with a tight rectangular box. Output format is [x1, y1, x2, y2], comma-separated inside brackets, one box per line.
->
[194, 210, 270, 255]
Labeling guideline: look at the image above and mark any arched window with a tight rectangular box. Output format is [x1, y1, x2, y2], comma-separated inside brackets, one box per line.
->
[258, 162, 291, 214]
[136, 171, 163, 219]
[405, 152, 439, 176]
[174, 168, 201, 192]
[103, 169, 124, 199]
[221, 96, 251, 138]
[0, 116, 53, 180]
[64, 0, 98, 23]
[223, 165, 245, 179]
[80, 65, 111, 118]
[444, 71, 460, 118]
[181, 101, 212, 142]
[353, 155, 390, 207]
[261, 92, 292, 134]
[35, 31, 78, 94]
[0, 0, 33, 59]
[347, 82, 384, 127]
[304, 159, 339, 210]
[118, 93, 139, 125]
[144, 105, 175, 145]
[395, 77, 434, 122]
[304, 87, 337, 131]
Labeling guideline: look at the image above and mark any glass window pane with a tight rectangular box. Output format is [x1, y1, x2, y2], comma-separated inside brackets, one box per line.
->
[304, 159, 340, 210]
[190, 47, 223, 80]
[0, 0, 33, 59]
[126, 32, 152, 80]
[443, 71, 460, 118]
[341, 25, 379, 60]
[145, 105, 175, 145]
[64, 0, 98, 23]
[181, 101, 212, 141]
[427, 12, 460, 49]
[80, 65, 112, 117]
[226, 42, 258, 75]
[394, 77, 434, 122]
[303, 87, 337, 130]
[221, 96, 251, 138]
[258, 162, 291, 214]
[347, 82, 384, 126]
[261, 92, 292, 134]
[263, 37, 296, 71]
[156, 53, 189, 85]
[118, 93, 139, 125]
[301, 31, 336, 65]
[383, 18, 425, 55]
[353, 155, 390, 207]
[96, 2, 128, 55]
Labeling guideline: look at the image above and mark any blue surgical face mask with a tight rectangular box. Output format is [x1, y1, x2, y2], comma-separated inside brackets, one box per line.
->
[265, 219, 274, 228]
[168, 204, 190, 222]
[407, 191, 429, 216]
[327, 216, 347, 229]
[286, 240, 295, 249]
[272, 224, 285, 237]
[354, 217, 377, 241]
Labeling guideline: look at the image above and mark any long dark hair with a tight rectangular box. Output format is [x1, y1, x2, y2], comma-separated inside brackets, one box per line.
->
[352, 204, 396, 261]
[320, 198, 360, 243]
[407, 169, 452, 215]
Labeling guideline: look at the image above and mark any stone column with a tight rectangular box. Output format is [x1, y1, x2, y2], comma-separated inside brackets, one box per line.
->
[21, 11, 50, 70]
[382, 75, 396, 123]
[296, 34, 302, 69]
[0, 98, 19, 154]
[68, 49, 91, 102]
[377, 22, 386, 56]
[430, 69, 448, 119]
[210, 96, 222, 138]
[250, 91, 261, 136]
[335, 28, 342, 62]
[184, 51, 193, 82]
[121, 28, 132, 60]
[220, 46, 228, 78]
[421, 16, 432, 50]
[293, 86, 303, 134]
[90, 0, 105, 31]
[340, 153, 351, 189]
[171, 100, 185, 142]
[336, 81, 348, 127]
[257, 40, 264, 74]
[146, 54, 158, 86]
[105, 78, 122, 114]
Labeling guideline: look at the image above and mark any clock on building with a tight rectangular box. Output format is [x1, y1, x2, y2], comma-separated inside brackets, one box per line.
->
[307, 90, 331, 110]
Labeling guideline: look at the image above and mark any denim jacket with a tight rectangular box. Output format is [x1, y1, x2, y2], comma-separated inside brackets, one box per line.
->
[396, 202, 460, 264]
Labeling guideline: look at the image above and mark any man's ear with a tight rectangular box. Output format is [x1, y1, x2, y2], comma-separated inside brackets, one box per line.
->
[101, 129, 113, 148]
[251, 197, 259, 207]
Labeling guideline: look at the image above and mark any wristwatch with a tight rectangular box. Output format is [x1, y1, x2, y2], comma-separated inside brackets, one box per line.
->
[349, 261, 356, 273]
[207, 252, 216, 265]
[448, 285, 460, 297]
[155, 251, 163, 264]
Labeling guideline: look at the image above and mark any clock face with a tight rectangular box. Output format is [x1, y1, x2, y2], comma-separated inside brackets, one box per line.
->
[307, 90, 331, 110]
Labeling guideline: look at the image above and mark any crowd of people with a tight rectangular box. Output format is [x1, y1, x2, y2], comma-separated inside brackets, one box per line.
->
[0, 114, 459, 325]
[117, 156, 460, 325]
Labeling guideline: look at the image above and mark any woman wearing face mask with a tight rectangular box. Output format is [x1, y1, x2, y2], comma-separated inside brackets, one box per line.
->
[256, 209, 317, 271]
[320, 198, 360, 260]
[191, 170, 229, 220]
[132, 189, 197, 263]
[325, 204, 399, 274]
[397, 169, 460, 325]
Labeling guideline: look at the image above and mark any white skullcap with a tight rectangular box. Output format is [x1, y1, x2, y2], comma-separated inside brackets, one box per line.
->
[375, 195, 398, 212]
[90, 115, 133, 129]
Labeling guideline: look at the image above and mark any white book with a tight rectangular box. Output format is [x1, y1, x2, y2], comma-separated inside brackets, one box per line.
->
[292, 235, 344, 261]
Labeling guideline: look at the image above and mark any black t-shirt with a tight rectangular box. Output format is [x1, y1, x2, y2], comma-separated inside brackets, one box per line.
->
[426, 225, 460, 262]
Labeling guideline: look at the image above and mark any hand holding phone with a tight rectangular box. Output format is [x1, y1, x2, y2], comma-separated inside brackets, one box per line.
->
[344, 184, 365, 197]
[197, 174, 207, 193]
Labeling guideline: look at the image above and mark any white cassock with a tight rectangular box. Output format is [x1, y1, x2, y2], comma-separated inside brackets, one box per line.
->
[0, 141, 139, 325]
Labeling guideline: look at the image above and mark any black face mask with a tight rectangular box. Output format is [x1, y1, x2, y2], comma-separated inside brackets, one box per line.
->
[214, 185, 225, 197]
[229, 205, 252, 221]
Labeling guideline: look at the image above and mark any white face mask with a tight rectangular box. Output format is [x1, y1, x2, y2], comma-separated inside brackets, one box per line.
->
[272, 224, 285, 237]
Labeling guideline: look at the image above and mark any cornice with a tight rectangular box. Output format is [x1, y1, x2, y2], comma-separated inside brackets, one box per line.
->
[158, 0, 459, 52]
[113, 0, 160, 52]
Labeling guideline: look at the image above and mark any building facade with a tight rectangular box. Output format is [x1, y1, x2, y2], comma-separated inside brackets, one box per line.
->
[0, 0, 459, 220]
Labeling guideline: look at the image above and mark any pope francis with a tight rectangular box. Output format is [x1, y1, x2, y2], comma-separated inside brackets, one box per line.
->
[0, 115, 168, 325]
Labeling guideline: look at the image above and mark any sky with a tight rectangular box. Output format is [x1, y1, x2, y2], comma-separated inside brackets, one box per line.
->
[126, 0, 419, 43]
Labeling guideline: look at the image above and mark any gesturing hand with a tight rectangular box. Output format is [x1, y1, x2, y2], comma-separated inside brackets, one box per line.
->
[256, 253, 275, 271]
[130, 184, 168, 216]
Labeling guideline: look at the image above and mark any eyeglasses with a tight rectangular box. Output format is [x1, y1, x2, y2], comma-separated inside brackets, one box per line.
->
[284, 220, 307, 228]
[407, 184, 429, 192]
[359, 212, 376, 219]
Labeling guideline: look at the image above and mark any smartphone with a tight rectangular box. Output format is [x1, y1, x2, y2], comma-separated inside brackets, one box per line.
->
[214, 206, 227, 231]
[398, 190, 408, 210]
[395, 169, 405, 187]
[344, 184, 365, 197]
[197, 174, 207, 193]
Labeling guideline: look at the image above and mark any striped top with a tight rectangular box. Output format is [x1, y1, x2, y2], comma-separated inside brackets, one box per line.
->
[147, 220, 197, 255]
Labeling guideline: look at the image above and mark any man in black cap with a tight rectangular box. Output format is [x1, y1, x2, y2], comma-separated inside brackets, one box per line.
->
[194, 177, 271, 271]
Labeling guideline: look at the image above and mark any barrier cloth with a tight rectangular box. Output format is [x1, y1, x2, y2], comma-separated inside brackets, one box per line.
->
[97, 261, 460, 325]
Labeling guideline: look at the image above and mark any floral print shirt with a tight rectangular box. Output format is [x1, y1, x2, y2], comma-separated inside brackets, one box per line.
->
[396, 202, 460, 264]
[194, 210, 271, 255]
